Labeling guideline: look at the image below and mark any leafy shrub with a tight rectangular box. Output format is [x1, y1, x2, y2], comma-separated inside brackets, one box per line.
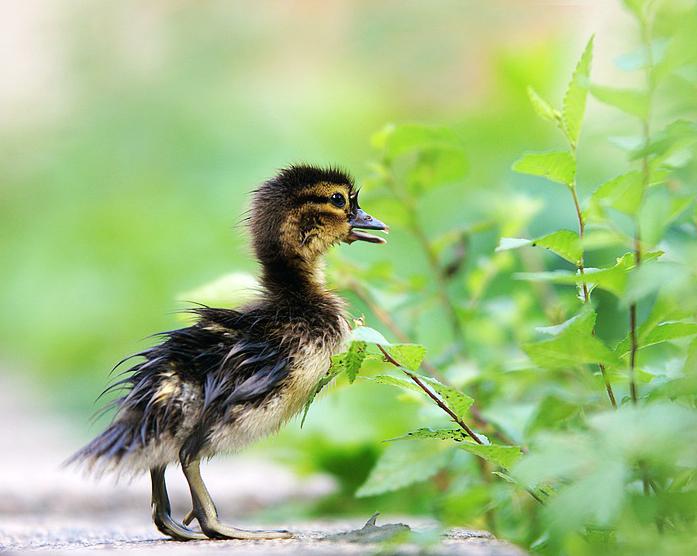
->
[301, 1, 697, 554]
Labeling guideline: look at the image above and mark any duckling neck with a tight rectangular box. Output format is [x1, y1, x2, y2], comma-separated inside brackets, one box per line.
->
[260, 254, 328, 301]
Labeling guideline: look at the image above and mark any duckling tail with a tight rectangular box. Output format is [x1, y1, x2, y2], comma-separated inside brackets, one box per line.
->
[64, 420, 135, 475]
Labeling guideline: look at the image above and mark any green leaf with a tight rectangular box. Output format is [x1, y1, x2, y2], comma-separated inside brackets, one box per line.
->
[300, 356, 345, 427]
[459, 442, 523, 469]
[525, 394, 582, 434]
[387, 430, 522, 469]
[515, 251, 661, 298]
[527, 87, 560, 124]
[624, 260, 690, 305]
[524, 308, 620, 369]
[591, 85, 649, 119]
[588, 171, 645, 217]
[301, 333, 377, 425]
[563, 36, 594, 146]
[374, 372, 474, 419]
[389, 427, 471, 442]
[351, 326, 389, 345]
[531, 230, 582, 264]
[422, 377, 474, 420]
[384, 344, 426, 371]
[343, 341, 367, 383]
[545, 461, 626, 532]
[496, 237, 532, 251]
[512, 151, 576, 188]
[630, 120, 697, 162]
[498, 231, 581, 264]
[355, 440, 452, 497]
[370, 374, 424, 395]
[615, 321, 697, 357]
[514, 269, 578, 285]
[639, 193, 694, 249]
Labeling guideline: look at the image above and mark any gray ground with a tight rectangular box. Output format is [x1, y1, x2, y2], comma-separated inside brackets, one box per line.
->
[0, 374, 525, 555]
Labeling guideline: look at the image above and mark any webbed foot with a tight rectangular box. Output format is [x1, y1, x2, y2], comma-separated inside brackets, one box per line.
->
[150, 466, 207, 541]
[180, 457, 293, 540]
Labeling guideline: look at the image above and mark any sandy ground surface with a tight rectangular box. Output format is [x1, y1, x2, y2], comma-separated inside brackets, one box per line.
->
[0, 373, 525, 555]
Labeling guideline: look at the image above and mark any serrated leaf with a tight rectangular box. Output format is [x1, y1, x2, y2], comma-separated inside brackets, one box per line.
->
[384, 344, 426, 371]
[591, 85, 649, 119]
[370, 374, 424, 395]
[524, 308, 620, 369]
[343, 341, 367, 383]
[498, 231, 581, 264]
[527, 87, 560, 124]
[531, 230, 582, 264]
[512, 151, 576, 188]
[516, 251, 661, 298]
[351, 326, 390, 345]
[300, 357, 345, 427]
[389, 427, 471, 442]
[355, 440, 452, 497]
[459, 442, 523, 469]
[422, 377, 475, 420]
[615, 321, 697, 357]
[588, 171, 645, 217]
[563, 36, 594, 146]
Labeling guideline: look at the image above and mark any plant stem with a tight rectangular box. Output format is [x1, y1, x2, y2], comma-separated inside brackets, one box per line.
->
[346, 278, 521, 448]
[571, 183, 618, 408]
[629, 15, 656, 406]
[377, 344, 483, 444]
[345, 278, 448, 384]
[378, 343, 544, 507]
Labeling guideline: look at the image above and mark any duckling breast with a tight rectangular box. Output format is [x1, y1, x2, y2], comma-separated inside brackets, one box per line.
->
[208, 311, 350, 455]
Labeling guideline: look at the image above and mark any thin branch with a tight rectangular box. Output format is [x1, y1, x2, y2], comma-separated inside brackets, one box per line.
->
[378, 344, 543, 507]
[377, 344, 483, 445]
[346, 278, 449, 383]
[629, 14, 656, 406]
[571, 184, 618, 408]
[346, 279, 521, 448]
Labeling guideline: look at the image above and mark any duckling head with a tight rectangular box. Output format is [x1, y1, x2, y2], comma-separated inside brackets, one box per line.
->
[250, 164, 388, 292]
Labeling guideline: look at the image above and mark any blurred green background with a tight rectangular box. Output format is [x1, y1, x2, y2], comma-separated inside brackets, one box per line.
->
[0, 0, 611, 410]
[2, 1, 695, 549]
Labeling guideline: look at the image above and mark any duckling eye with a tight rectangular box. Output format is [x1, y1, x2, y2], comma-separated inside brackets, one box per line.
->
[329, 192, 346, 208]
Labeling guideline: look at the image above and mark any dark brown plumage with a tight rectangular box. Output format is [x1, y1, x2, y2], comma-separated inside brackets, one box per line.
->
[68, 164, 388, 541]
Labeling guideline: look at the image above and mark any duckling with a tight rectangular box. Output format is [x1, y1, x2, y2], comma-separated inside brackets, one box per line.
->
[68, 165, 388, 541]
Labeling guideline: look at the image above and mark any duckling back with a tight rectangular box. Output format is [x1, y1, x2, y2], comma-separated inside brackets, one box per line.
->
[68, 298, 348, 475]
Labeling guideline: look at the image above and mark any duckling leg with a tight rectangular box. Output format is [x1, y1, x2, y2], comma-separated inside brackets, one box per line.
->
[150, 466, 207, 541]
[180, 457, 293, 540]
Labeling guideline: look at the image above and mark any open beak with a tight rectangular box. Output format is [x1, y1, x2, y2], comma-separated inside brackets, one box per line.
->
[347, 208, 389, 244]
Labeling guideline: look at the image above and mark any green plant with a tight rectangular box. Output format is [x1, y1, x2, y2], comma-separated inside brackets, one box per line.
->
[298, 1, 697, 553]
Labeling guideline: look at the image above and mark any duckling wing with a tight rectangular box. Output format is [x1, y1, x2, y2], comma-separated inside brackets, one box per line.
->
[69, 307, 292, 471]
[177, 307, 293, 461]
